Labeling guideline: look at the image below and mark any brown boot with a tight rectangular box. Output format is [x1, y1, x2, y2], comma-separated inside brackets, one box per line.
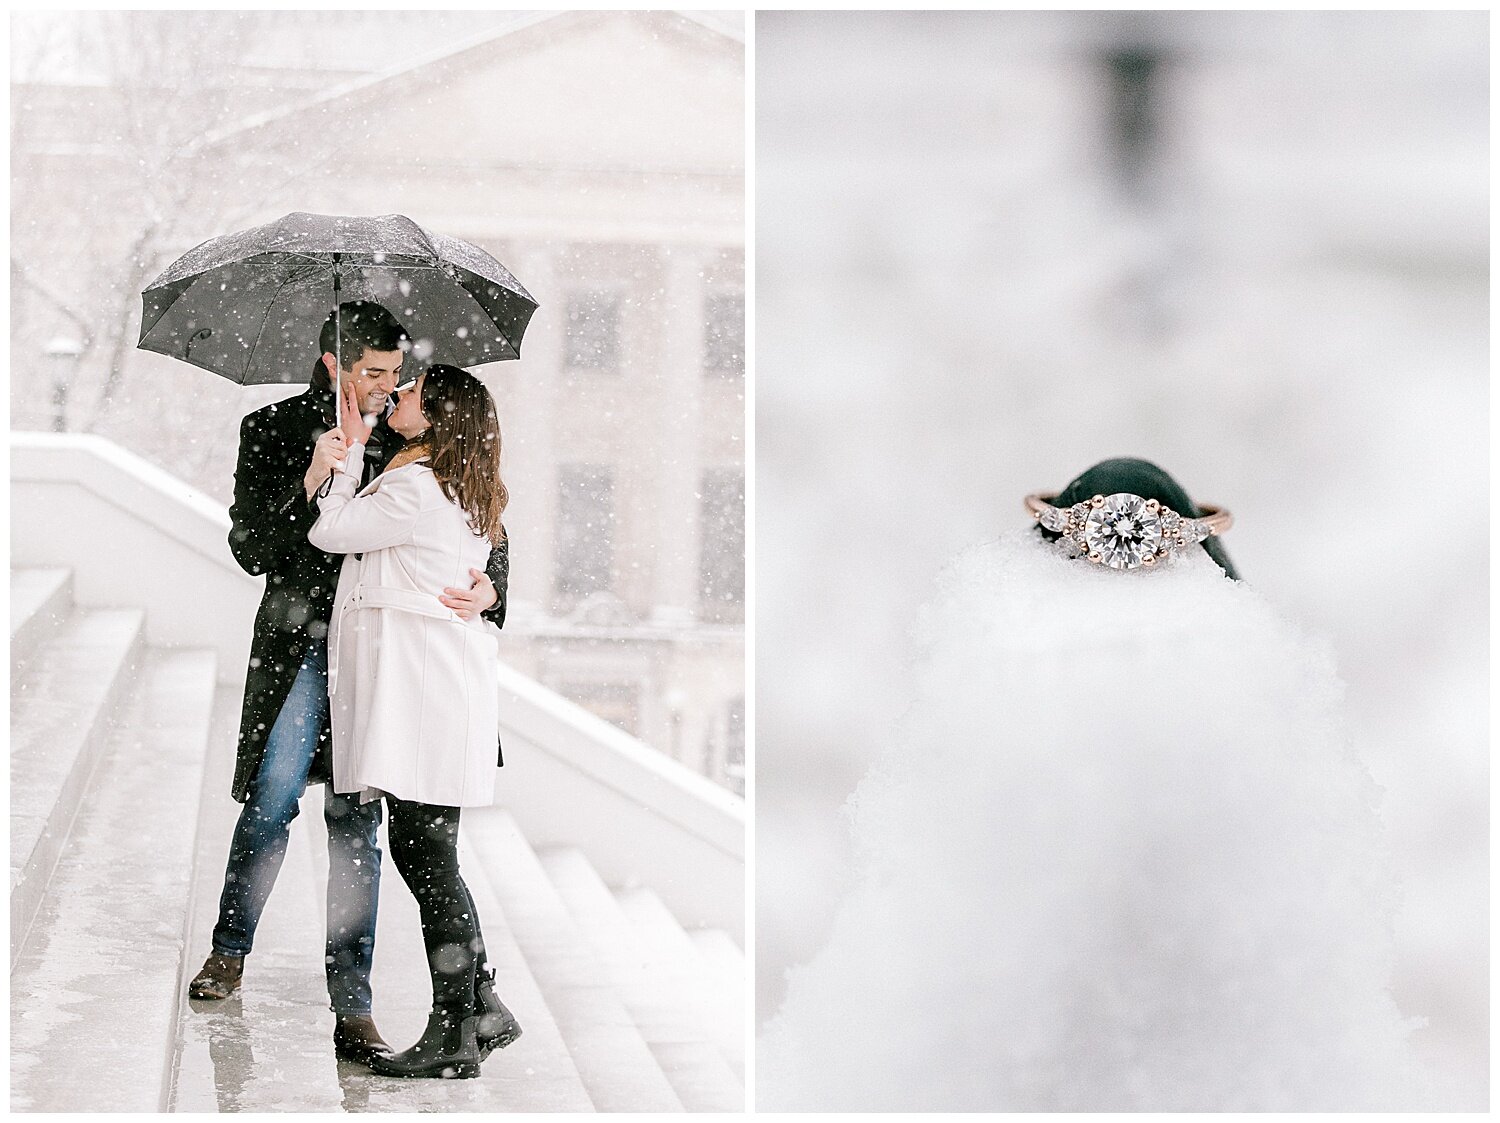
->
[334, 1013, 393, 1064]
[188, 952, 243, 1000]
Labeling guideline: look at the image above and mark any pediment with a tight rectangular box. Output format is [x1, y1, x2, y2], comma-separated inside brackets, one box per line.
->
[227, 12, 743, 176]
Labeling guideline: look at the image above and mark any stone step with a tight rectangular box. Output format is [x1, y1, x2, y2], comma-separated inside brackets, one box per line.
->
[461, 811, 686, 1112]
[689, 926, 747, 1065]
[10, 607, 146, 962]
[456, 827, 598, 1110]
[10, 648, 218, 1113]
[10, 567, 72, 689]
[171, 690, 596, 1112]
[305, 810, 598, 1111]
[616, 885, 745, 1086]
[540, 846, 744, 1110]
[171, 681, 359, 1113]
[690, 927, 746, 997]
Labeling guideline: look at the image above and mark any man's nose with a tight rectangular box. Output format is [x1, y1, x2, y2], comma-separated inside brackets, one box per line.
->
[377, 372, 397, 392]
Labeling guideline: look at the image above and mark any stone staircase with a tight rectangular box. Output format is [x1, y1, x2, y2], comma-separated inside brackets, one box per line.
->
[10, 566, 745, 1113]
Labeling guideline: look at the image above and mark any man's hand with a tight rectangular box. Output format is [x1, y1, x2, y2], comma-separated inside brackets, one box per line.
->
[440, 568, 498, 621]
[340, 380, 373, 445]
[304, 427, 348, 500]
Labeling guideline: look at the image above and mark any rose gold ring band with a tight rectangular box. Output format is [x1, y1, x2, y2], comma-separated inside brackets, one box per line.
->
[1191, 504, 1232, 536]
[1022, 492, 1058, 517]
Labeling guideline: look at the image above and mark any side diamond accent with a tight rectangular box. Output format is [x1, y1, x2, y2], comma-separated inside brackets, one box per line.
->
[1181, 519, 1211, 544]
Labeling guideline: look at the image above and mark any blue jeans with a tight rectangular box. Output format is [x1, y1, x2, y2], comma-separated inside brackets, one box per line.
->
[211, 642, 382, 1015]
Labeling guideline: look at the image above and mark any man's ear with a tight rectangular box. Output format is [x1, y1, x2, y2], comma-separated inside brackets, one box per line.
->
[322, 352, 341, 382]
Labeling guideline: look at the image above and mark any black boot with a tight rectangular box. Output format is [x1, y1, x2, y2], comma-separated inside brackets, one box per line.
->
[368, 1007, 481, 1080]
[473, 967, 523, 1060]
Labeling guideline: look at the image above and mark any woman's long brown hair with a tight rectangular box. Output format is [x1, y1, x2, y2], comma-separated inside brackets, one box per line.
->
[410, 364, 508, 542]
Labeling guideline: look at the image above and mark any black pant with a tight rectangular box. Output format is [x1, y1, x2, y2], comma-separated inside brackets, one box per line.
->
[385, 796, 488, 1014]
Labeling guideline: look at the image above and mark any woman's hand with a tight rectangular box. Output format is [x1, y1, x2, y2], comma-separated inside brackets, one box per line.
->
[305, 427, 347, 499]
[340, 380, 373, 445]
[440, 569, 498, 620]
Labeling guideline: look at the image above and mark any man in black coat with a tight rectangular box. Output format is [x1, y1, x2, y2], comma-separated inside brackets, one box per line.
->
[187, 302, 509, 1064]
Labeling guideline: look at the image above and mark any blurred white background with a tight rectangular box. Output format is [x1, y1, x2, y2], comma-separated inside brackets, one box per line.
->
[756, 10, 1485, 1107]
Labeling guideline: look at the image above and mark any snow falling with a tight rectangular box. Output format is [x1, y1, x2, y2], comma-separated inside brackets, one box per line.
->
[12, 10, 747, 793]
[11, 11, 746, 1114]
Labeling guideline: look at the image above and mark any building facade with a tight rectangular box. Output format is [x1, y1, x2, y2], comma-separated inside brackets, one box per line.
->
[11, 11, 746, 791]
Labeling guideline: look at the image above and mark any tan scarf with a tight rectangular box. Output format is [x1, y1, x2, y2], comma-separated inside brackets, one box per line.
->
[383, 440, 431, 474]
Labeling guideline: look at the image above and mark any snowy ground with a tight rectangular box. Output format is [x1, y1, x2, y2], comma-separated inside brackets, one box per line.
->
[755, 11, 1486, 1110]
[760, 532, 1435, 1110]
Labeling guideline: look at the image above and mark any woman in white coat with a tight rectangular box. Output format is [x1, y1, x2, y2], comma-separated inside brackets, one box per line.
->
[308, 364, 519, 1079]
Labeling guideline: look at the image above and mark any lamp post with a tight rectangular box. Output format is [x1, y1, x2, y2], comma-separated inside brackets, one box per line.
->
[664, 685, 689, 765]
[45, 336, 83, 433]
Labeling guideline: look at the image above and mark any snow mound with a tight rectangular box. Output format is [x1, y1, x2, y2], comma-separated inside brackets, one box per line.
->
[759, 530, 1428, 1111]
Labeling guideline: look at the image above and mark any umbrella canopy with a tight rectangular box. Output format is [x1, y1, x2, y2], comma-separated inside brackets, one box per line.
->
[137, 212, 538, 384]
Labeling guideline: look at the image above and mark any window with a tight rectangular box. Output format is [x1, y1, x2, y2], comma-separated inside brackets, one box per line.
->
[703, 291, 744, 379]
[565, 289, 621, 370]
[555, 464, 614, 596]
[724, 695, 745, 796]
[698, 467, 744, 618]
[560, 681, 639, 738]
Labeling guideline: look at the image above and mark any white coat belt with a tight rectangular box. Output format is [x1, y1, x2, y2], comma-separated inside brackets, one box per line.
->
[329, 584, 465, 694]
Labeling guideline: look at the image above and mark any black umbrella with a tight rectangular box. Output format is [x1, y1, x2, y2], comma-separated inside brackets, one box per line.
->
[137, 211, 538, 384]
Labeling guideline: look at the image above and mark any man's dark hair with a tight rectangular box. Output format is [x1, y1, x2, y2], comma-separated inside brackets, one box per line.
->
[310, 301, 410, 389]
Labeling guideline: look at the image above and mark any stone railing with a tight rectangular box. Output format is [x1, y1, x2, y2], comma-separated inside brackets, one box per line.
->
[10, 431, 744, 932]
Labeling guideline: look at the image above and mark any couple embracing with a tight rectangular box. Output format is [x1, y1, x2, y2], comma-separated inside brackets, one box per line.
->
[188, 300, 518, 1080]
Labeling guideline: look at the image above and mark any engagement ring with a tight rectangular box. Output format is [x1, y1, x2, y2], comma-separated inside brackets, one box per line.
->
[1024, 491, 1232, 570]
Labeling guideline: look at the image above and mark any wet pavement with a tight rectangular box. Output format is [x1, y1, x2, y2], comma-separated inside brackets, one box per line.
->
[169, 688, 597, 1112]
[12, 573, 743, 1112]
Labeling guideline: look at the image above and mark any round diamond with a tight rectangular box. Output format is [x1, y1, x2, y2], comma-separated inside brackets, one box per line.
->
[1083, 493, 1164, 570]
